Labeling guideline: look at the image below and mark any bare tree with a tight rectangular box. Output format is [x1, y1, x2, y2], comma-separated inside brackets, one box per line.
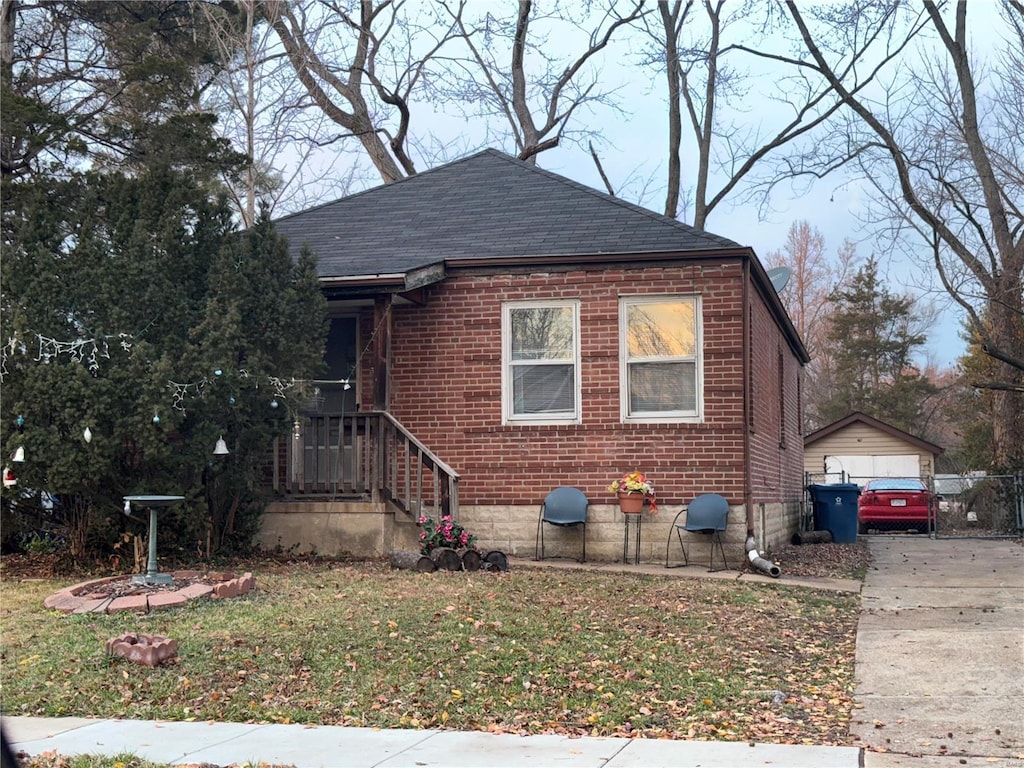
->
[784, 0, 1024, 464]
[765, 222, 856, 430]
[642, 1, 932, 229]
[439, 0, 646, 165]
[1, 0, 116, 178]
[200, 0, 366, 223]
[261, 0, 464, 184]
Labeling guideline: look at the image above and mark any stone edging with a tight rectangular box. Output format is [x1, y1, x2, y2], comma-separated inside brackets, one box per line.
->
[43, 571, 255, 615]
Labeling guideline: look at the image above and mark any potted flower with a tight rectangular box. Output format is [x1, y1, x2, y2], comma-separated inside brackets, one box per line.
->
[608, 470, 657, 514]
[418, 514, 477, 555]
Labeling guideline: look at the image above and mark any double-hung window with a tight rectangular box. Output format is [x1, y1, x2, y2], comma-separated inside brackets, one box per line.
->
[502, 300, 580, 424]
[620, 295, 702, 422]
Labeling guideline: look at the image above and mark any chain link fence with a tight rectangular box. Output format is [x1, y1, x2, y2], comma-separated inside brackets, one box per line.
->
[933, 473, 1024, 538]
[802, 472, 1024, 538]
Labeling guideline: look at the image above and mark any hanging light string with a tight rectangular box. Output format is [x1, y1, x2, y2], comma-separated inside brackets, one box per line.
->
[2, 333, 134, 380]
[166, 375, 352, 414]
[2, 305, 387, 412]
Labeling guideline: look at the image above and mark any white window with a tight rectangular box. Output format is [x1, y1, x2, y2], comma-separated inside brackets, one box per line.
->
[502, 301, 580, 424]
[620, 295, 702, 422]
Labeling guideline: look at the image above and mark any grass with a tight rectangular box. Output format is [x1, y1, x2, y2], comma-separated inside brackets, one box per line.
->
[1, 558, 861, 747]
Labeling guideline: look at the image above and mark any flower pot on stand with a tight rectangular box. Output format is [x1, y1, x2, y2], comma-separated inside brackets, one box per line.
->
[617, 492, 645, 515]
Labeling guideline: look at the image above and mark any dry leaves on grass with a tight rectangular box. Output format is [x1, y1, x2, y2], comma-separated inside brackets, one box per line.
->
[3, 561, 862, 746]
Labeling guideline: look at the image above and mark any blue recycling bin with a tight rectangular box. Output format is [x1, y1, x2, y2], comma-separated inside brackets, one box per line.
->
[807, 483, 861, 543]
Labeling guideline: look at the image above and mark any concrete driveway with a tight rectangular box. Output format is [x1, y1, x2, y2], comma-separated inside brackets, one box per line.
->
[855, 535, 1024, 767]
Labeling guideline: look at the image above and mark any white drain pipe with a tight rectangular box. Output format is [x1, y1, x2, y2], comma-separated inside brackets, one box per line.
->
[745, 536, 781, 578]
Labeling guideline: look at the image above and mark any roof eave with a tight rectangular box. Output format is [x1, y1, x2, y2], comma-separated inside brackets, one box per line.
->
[444, 247, 754, 271]
[804, 411, 945, 455]
[319, 263, 446, 295]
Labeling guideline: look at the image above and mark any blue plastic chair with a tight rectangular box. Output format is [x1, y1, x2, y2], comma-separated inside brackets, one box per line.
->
[665, 493, 730, 571]
[535, 487, 588, 563]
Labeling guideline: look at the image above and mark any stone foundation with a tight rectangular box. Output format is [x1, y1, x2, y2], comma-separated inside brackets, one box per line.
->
[260, 499, 802, 565]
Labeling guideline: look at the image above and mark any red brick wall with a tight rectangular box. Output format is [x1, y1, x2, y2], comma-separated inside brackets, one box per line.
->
[352, 261, 804, 512]
[747, 283, 806, 505]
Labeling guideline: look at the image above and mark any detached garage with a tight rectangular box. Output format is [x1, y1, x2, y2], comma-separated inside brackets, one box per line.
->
[804, 412, 944, 485]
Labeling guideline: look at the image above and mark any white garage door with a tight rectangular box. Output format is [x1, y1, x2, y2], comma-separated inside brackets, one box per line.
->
[825, 454, 921, 480]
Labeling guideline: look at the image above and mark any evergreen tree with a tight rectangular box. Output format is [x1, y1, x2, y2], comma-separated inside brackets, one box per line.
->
[1, 1, 245, 182]
[2, 1, 324, 558]
[819, 257, 937, 433]
[1, 167, 325, 557]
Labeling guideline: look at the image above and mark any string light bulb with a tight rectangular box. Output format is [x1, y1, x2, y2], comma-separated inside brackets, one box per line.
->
[83, 427, 92, 443]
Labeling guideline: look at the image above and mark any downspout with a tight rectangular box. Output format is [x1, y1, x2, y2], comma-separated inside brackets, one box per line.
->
[746, 537, 782, 578]
[741, 257, 755, 546]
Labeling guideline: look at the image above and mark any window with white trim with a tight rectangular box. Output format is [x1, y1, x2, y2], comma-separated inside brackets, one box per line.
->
[502, 301, 580, 423]
[620, 295, 702, 421]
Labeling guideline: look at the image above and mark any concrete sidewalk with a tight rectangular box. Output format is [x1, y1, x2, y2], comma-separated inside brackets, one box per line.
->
[3, 715, 862, 767]
[855, 535, 1024, 768]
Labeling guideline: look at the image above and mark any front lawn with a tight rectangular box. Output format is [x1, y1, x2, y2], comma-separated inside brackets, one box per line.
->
[1, 559, 860, 745]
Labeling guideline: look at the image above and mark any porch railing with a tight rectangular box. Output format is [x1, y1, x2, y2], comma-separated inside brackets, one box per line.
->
[267, 411, 460, 520]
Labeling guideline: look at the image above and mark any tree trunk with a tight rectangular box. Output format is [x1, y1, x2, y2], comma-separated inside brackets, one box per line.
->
[458, 548, 482, 571]
[482, 550, 509, 572]
[790, 529, 833, 545]
[989, 295, 1024, 465]
[429, 546, 463, 571]
[389, 550, 435, 572]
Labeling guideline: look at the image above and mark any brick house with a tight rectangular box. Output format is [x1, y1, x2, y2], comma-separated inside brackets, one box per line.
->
[259, 150, 809, 564]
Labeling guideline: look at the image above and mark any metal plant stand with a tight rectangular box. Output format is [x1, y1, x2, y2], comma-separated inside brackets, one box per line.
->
[124, 495, 185, 585]
[622, 513, 642, 564]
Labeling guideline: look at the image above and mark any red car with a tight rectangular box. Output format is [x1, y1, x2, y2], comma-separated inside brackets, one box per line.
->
[858, 478, 936, 534]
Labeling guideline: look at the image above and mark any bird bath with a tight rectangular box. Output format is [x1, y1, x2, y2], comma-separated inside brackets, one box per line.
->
[124, 495, 184, 585]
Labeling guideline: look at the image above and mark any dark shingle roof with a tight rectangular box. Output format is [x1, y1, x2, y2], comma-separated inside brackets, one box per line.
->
[273, 149, 744, 279]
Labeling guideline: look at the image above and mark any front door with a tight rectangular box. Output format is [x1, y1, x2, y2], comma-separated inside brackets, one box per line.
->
[320, 316, 358, 415]
[296, 317, 359, 492]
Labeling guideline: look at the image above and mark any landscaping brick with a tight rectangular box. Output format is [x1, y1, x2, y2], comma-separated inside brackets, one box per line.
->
[148, 592, 188, 610]
[43, 591, 81, 613]
[72, 598, 111, 615]
[178, 583, 214, 600]
[107, 595, 149, 614]
[107, 632, 178, 667]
